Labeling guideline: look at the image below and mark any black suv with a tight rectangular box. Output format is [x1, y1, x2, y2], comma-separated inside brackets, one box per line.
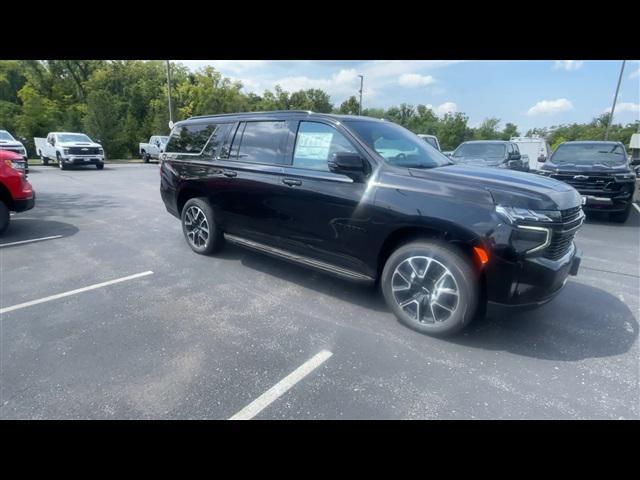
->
[160, 111, 583, 336]
[451, 140, 530, 171]
[537, 141, 636, 223]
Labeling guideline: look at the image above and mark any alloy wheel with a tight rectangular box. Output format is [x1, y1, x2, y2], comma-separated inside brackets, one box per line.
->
[184, 205, 209, 248]
[391, 256, 459, 324]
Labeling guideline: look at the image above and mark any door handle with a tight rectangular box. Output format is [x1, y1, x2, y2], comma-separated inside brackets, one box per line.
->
[282, 178, 302, 187]
[223, 170, 237, 178]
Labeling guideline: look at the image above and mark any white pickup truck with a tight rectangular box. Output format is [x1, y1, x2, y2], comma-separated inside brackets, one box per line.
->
[35, 132, 105, 170]
[139, 135, 169, 163]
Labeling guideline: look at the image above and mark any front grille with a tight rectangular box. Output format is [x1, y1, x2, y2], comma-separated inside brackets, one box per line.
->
[543, 206, 584, 260]
[550, 174, 619, 194]
[67, 146, 100, 155]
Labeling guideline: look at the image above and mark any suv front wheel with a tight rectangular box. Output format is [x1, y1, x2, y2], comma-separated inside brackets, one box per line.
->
[181, 197, 223, 255]
[381, 240, 479, 337]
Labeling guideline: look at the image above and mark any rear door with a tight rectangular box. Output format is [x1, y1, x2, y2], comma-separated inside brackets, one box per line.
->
[213, 119, 294, 244]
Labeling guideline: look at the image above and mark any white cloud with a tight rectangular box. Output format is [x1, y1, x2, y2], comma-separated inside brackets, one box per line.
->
[553, 60, 584, 71]
[271, 68, 360, 98]
[527, 98, 574, 116]
[427, 102, 458, 115]
[398, 73, 435, 87]
[629, 67, 640, 79]
[603, 102, 640, 115]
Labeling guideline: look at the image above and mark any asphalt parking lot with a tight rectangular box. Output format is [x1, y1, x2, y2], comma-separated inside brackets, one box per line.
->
[1, 163, 638, 419]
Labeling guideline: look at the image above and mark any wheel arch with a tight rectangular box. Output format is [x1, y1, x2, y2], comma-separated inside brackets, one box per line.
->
[176, 182, 209, 216]
[0, 184, 15, 210]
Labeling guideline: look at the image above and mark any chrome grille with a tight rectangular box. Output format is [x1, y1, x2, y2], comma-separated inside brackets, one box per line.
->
[550, 174, 619, 193]
[68, 146, 100, 155]
[543, 206, 584, 261]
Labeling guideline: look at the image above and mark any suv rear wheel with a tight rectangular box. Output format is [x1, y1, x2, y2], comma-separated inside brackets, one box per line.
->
[181, 197, 223, 255]
[381, 240, 479, 337]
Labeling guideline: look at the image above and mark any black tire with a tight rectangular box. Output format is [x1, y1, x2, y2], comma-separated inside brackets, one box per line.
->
[381, 240, 479, 337]
[610, 206, 631, 223]
[0, 201, 9, 235]
[142, 151, 149, 163]
[181, 197, 223, 255]
[57, 153, 66, 170]
[41, 154, 49, 166]
[96, 163, 104, 170]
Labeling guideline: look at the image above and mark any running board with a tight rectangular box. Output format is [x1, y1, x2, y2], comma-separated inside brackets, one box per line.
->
[223, 233, 375, 283]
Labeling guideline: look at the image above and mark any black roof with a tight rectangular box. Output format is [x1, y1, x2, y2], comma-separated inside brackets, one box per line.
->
[178, 110, 384, 125]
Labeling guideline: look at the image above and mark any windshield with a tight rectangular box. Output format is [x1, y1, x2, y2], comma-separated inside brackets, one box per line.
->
[0, 131, 16, 141]
[551, 143, 627, 166]
[345, 120, 452, 169]
[454, 143, 506, 159]
[159, 136, 169, 144]
[57, 133, 93, 143]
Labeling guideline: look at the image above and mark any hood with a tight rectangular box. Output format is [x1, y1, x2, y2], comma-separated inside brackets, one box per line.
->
[0, 140, 25, 148]
[407, 165, 582, 211]
[541, 160, 631, 174]
[58, 141, 102, 148]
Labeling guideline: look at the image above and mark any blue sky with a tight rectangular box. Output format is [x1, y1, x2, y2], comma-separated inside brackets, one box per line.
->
[178, 60, 639, 133]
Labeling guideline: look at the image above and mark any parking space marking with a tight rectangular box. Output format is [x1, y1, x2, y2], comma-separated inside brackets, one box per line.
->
[0, 271, 154, 315]
[633, 203, 640, 214]
[229, 350, 333, 420]
[0, 235, 63, 248]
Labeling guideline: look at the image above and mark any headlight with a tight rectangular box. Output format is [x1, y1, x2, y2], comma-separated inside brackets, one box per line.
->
[495, 205, 561, 223]
[98, 148, 104, 154]
[510, 225, 550, 254]
[63, 148, 70, 155]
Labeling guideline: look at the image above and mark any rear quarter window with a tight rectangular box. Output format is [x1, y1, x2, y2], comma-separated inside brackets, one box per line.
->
[165, 123, 217, 154]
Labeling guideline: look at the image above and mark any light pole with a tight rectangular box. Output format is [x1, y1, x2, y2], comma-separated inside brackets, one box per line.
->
[166, 60, 174, 129]
[605, 60, 626, 141]
[358, 75, 364, 115]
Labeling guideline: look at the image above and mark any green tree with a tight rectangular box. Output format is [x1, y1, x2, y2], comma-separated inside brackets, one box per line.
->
[339, 96, 360, 115]
[437, 112, 473, 151]
[474, 117, 501, 140]
[501, 122, 519, 140]
[84, 90, 127, 158]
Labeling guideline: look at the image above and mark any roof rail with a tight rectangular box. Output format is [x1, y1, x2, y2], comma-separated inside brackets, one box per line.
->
[187, 110, 315, 120]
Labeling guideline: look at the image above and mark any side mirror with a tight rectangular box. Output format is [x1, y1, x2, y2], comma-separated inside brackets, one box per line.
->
[509, 152, 521, 160]
[537, 155, 547, 163]
[328, 152, 366, 177]
[634, 165, 640, 176]
[630, 157, 640, 166]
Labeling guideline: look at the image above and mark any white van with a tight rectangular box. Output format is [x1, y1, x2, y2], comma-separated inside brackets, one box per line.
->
[510, 136, 552, 171]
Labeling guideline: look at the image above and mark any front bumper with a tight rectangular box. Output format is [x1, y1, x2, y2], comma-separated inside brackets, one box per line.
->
[485, 242, 581, 307]
[60, 156, 104, 165]
[13, 192, 35, 213]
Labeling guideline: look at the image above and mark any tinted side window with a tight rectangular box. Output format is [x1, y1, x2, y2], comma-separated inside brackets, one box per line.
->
[202, 123, 233, 159]
[292, 122, 357, 171]
[234, 121, 289, 165]
[165, 123, 217, 154]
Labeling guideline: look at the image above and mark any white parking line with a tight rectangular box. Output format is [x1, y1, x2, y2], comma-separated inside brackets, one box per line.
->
[633, 203, 640, 214]
[0, 235, 63, 248]
[229, 349, 333, 420]
[0, 271, 154, 315]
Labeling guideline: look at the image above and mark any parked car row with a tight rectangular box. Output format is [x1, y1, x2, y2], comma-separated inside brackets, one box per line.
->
[421, 133, 637, 223]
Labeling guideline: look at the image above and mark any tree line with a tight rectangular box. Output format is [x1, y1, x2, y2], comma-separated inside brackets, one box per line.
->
[1, 60, 637, 158]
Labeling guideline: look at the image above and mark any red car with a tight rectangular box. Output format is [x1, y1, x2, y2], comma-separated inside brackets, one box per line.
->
[0, 150, 35, 234]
